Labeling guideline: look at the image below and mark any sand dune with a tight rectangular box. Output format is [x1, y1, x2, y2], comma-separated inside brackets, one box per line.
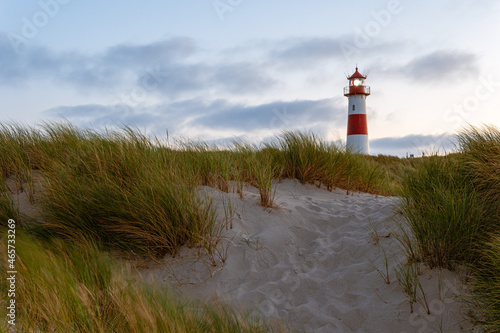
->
[141, 179, 474, 332]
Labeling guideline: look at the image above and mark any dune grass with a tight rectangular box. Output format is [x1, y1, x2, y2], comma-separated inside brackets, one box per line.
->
[0, 178, 19, 224]
[397, 126, 499, 268]
[41, 135, 218, 258]
[251, 150, 282, 208]
[398, 154, 485, 268]
[0, 233, 278, 333]
[459, 126, 500, 331]
[0, 122, 401, 332]
[9, 121, 500, 331]
[265, 131, 391, 195]
[458, 125, 500, 226]
[472, 234, 500, 330]
[3, 125, 219, 258]
[397, 125, 500, 331]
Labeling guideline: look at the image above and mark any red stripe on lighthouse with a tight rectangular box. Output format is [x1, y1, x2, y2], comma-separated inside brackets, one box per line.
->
[347, 114, 368, 135]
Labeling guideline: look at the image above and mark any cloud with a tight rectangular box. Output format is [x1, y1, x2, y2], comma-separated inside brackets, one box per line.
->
[212, 62, 278, 94]
[0, 35, 278, 98]
[102, 38, 197, 68]
[44, 103, 181, 134]
[270, 36, 407, 69]
[44, 97, 347, 139]
[150, 62, 277, 98]
[370, 133, 457, 156]
[400, 50, 479, 81]
[271, 37, 345, 64]
[0, 36, 197, 87]
[2, 33, 476, 103]
[189, 98, 345, 132]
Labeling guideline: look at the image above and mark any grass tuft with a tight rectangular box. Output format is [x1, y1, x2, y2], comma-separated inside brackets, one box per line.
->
[398, 155, 485, 268]
[0, 233, 275, 332]
[397, 125, 500, 330]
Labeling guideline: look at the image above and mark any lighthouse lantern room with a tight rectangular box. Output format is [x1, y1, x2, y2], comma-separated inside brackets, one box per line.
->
[344, 67, 370, 155]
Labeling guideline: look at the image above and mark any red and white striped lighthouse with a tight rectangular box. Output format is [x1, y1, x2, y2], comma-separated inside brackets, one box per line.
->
[344, 67, 370, 154]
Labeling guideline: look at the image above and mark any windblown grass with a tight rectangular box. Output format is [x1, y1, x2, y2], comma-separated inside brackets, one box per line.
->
[0, 123, 406, 260]
[458, 125, 500, 226]
[459, 126, 500, 331]
[175, 141, 237, 193]
[251, 150, 282, 208]
[0, 233, 276, 333]
[397, 125, 500, 330]
[367, 154, 421, 195]
[266, 131, 390, 195]
[7, 126, 216, 258]
[0, 121, 414, 331]
[0, 178, 19, 223]
[398, 154, 485, 268]
[473, 234, 500, 330]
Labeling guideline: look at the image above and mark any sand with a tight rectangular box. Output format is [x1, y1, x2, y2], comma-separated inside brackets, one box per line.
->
[141, 179, 475, 332]
[8, 173, 475, 332]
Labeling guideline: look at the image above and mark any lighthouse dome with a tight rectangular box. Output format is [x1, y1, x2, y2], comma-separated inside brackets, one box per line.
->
[347, 67, 366, 80]
[344, 67, 370, 96]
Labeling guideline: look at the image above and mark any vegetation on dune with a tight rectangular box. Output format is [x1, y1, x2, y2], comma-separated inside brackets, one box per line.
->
[264, 131, 390, 194]
[397, 125, 500, 331]
[473, 234, 500, 330]
[0, 233, 278, 333]
[459, 126, 500, 330]
[0, 178, 18, 223]
[0, 122, 398, 332]
[40, 129, 218, 258]
[458, 125, 500, 225]
[398, 155, 485, 267]
[0, 121, 499, 331]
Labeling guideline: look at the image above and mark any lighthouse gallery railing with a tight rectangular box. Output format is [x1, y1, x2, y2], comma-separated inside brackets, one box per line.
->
[344, 86, 370, 96]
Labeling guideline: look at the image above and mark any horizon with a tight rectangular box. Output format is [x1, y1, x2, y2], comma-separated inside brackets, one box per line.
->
[1, 1, 499, 156]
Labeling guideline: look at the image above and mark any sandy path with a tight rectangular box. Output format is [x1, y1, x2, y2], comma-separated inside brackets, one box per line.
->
[141, 179, 473, 332]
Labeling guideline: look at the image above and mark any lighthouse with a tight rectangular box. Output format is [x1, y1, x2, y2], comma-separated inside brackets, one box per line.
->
[344, 67, 370, 155]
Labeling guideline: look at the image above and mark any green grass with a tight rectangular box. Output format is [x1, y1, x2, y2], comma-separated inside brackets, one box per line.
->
[397, 125, 500, 331]
[0, 123, 283, 331]
[5, 121, 499, 331]
[366, 154, 422, 195]
[265, 131, 391, 195]
[0, 233, 278, 333]
[459, 126, 500, 331]
[472, 233, 500, 330]
[398, 154, 485, 268]
[458, 125, 500, 226]
[0, 178, 19, 224]
[40, 135, 217, 258]
[0, 122, 399, 332]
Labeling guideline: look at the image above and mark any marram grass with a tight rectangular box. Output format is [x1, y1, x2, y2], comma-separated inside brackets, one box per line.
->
[3, 121, 499, 331]
[0, 122, 396, 332]
[265, 130, 391, 195]
[398, 154, 485, 268]
[472, 233, 500, 331]
[0, 233, 278, 333]
[397, 125, 500, 330]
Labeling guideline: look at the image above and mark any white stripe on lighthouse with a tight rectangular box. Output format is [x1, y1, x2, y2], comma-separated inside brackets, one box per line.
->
[346, 135, 370, 154]
[348, 95, 367, 115]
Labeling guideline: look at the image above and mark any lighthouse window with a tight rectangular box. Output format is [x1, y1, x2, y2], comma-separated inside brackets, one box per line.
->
[352, 125, 355, 132]
[352, 105, 355, 111]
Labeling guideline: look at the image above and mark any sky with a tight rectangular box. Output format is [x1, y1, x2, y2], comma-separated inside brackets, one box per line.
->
[1, 0, 499, 156]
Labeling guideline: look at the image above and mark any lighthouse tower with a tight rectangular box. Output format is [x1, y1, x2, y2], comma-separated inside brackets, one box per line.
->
[344, 67, 370, 155]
